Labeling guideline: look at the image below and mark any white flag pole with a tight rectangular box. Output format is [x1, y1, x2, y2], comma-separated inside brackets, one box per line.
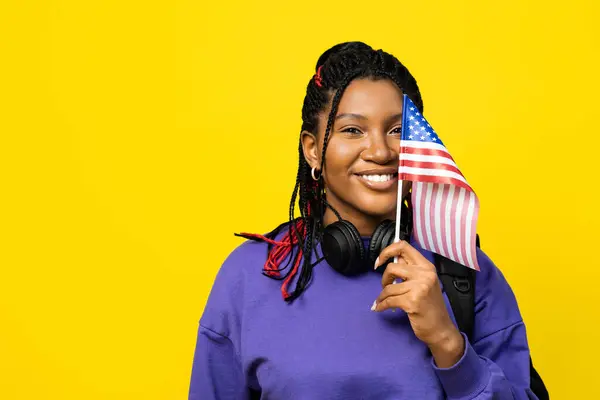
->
[392, 94, 411, 278]
[394, 95, 409, 265]
[393, 178, 403, 263]
[390, 133, 405, 289]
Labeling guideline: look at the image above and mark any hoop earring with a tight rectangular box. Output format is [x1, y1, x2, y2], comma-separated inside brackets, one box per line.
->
[311, 167, 321, 181]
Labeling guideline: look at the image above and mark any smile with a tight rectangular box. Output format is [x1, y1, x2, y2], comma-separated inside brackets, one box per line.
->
[359, 174, 395, 182]
[355, 172, 398, 190]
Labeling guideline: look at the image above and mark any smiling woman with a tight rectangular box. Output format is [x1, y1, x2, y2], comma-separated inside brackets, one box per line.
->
[188, 42, 543, 399]
[301, 78, 409, 235]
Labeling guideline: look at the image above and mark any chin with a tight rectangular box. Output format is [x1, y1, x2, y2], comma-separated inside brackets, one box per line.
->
[361, 208, 396, 220]
[355, 198, 397, 220]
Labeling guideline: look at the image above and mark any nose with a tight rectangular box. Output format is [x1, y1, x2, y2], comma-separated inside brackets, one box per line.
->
[361, 134, 396, 164]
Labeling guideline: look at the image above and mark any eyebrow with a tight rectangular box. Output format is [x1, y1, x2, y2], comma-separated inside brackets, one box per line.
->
[335, 113, 368, 121]
[335, 112, 403, 124]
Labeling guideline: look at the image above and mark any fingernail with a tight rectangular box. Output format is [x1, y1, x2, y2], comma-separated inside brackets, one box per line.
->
[374, 257, 379, 270]
[370, 300, 377, 311]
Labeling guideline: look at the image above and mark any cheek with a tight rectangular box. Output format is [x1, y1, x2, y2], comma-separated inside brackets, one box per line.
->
[323, 139, 359, 176]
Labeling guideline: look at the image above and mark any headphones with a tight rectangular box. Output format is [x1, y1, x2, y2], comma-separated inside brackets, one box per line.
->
[320, 201, 412, 276]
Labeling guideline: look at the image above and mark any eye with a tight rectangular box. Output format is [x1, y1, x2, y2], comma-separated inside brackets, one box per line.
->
[340, 127, 363, 135]
[389, 125, 403, 136]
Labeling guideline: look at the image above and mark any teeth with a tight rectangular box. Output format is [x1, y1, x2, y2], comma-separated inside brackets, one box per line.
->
[361, 174, 394, 182]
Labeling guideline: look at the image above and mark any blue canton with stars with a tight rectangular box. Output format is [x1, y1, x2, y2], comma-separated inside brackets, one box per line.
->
[401, 95, 445, 147]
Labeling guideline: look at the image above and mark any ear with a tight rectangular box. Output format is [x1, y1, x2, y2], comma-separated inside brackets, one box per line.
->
[301, 130, 320, 170]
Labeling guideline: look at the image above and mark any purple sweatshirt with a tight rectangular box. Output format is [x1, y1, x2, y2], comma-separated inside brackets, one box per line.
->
[189, 233, 537, 399]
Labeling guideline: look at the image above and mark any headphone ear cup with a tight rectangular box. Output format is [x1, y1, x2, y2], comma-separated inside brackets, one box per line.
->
[322, 220, 365, 276]
[369, 219, 391, 263]
[370, 220, 396, 272]
[340, 219, 365, 262]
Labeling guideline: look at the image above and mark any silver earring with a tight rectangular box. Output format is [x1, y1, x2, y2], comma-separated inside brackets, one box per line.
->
[311, 167, 321, 181]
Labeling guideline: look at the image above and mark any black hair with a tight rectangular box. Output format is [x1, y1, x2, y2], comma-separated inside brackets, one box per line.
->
[237, 41, 423, 302]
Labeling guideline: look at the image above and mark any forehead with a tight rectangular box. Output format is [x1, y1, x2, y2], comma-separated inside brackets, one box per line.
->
[336, 78, 404, 117]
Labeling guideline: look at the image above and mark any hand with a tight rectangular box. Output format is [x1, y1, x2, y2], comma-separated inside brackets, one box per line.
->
[371, 240, 465, 368]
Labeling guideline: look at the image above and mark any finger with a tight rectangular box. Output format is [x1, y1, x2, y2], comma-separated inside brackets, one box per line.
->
[375, 280, 411, 305]
[372, 293, 412, 313]
[374, 240, 427, 268]
[381, 261, 414, 287]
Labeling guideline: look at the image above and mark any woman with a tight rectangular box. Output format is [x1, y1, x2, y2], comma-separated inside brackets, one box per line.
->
[189, 42, 538, 399]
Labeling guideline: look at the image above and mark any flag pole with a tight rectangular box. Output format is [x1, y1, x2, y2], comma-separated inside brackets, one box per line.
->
[394, 179, 403, 246]
[392, 179, 403, 267]
[393, 94, 409, 265]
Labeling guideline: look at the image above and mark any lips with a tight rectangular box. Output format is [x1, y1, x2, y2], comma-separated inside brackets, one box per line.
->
[354, 169, 398, 190]
[358, 173, 396, 183]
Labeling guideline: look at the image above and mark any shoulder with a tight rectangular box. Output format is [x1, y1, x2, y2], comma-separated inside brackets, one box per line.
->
[216, 222, 295, 280]
[472, 247, 524, 341]
[199, 224, 289, 337]
[473, 247, 518, 306]
[218, 238, 271, 279]
[198, 239, 267, 334]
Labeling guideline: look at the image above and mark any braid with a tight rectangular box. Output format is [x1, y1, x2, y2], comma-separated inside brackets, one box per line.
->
[319, 71, 363, 174]
[237, 41, 423, 302]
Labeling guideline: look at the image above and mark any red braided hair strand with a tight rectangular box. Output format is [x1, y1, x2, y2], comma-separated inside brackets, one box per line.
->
[237, 218, 307, 300]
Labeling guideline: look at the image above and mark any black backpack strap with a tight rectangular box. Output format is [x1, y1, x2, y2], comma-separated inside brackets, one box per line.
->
[433, 252, 476, 341]
[530, 358, 549, 399]
[433, 235, 550, 399]
[249, 388, 261, 399]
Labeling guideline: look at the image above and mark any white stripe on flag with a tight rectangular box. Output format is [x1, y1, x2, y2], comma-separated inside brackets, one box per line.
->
[465, 191, 476, 269]
[414, 182, 426, 248]
[454, 188, 466, 266]
[445, 185, 455, 262]
[398, 166, 468, 184]
[434, 184, 444, 257]
[401, 153, 458, 168]
[424, 183, 436, 253]
[401, 141, 449, 152]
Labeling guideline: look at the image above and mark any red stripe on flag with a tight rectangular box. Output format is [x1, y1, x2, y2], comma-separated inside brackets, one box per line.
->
[470, 194, 481, 271]
[459, 188, 467, 267]
[401, 160, 464, 177]
[427, 183, 437, 253]
[439, 184, 450, 259]
[419, 183, 429, 251]
[462, 191, 480, 271]
[398, 173, 472, 192]
[401, 146, 456, 161]
[412, 182, 425, 251]
[448, 185, 458, 263]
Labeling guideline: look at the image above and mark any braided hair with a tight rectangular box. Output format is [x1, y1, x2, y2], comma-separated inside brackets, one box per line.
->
[237, 41, 424, 302]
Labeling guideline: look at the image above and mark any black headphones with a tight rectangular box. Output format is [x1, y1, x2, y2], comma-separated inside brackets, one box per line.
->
[320, 201, 412, 276]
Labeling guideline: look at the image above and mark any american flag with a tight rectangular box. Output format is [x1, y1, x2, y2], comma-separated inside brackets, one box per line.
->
[399, 95, 480, 271]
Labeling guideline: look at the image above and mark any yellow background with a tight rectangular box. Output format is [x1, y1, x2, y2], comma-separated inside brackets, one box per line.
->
[1, 0, 598, 399]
